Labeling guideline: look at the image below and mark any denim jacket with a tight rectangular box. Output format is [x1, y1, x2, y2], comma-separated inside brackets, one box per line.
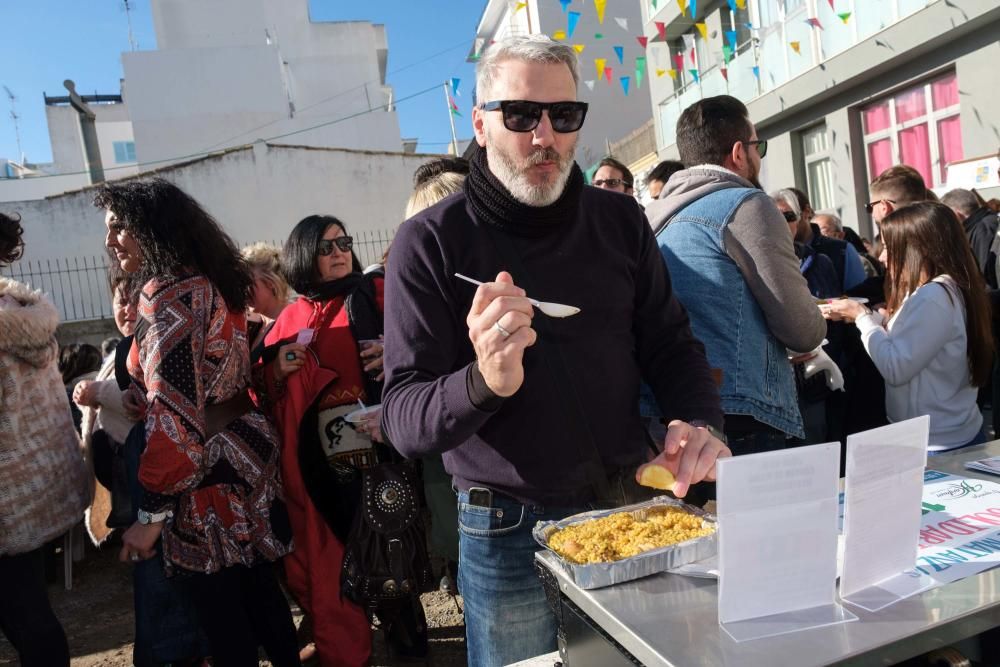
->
[653, 187, 804, 438]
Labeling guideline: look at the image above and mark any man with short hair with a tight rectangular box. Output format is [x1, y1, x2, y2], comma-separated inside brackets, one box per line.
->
[815, 211, 844, 240]
[645, 159, 685, 199]
[592, 156, 633, 193]
[646, 95, 826, 451]
[942, 188, 999, 278]
[783, 187, 867, 291]
[868, 165, 928, 225]
[381, 36, 727, 667]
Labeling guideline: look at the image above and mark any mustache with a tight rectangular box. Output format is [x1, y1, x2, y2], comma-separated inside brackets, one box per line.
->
[524, 148, 563, 166]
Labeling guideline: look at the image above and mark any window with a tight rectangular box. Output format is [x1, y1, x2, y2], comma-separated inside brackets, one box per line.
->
[801, 124, 834, 212]
[860, 72, 962, 187]
[113, 141, 136, 164]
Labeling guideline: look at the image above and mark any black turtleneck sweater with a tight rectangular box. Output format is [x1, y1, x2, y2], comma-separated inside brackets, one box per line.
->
[381, 154, 722, 507]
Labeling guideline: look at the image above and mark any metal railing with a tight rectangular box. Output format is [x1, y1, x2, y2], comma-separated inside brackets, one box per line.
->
[0, 227, 399, 323]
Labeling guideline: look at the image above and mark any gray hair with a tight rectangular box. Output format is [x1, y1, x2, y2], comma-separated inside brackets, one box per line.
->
[941, 188, 980, 216]
[769, 188, 801, 218]
[814, 211, 843, 233]
[476, 35, 580, 103]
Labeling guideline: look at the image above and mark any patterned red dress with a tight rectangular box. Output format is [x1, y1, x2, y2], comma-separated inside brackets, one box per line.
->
[128, 275, 292, 575]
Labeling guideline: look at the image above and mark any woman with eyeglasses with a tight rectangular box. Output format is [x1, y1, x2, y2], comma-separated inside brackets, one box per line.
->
[252, 215, 385, 666]
[821, 202, 994, 452]
[96, 179, 299, 667]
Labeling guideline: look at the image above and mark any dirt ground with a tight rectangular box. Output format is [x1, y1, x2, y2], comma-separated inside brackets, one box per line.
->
[0, 539, 467, 666]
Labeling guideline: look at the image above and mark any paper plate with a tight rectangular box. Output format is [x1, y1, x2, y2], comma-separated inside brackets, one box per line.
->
[345, 404, 381, 424]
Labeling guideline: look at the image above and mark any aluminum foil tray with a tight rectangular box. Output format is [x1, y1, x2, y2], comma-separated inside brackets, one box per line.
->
[533, 496, 717, 590]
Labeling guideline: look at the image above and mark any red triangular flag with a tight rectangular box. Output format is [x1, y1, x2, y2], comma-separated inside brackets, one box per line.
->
[604, 66, 613, 82]
[655, 21, 666, 41]
[673, 53, 684, 71]
[721, 67, 728, 82]
[827, 0, 834, 9]
[637, 36, 648, 49]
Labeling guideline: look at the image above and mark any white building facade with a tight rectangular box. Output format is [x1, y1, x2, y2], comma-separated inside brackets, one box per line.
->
[643, 0, 1000, 238]
[471, 0, 654, 169]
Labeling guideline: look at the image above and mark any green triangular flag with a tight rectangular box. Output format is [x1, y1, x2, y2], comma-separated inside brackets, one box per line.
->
[635, 56, 646, 88]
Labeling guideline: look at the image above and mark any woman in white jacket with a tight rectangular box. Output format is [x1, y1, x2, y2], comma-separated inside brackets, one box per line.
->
[822, 201, 993, 451]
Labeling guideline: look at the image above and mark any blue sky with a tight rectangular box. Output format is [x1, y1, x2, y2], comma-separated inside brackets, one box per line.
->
[0, 0, 485, 164]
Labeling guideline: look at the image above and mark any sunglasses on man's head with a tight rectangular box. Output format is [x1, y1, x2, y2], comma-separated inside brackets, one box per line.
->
[746, 139, 768, 158]
[479, 100, 589, 133]
[317, 237, 353, 255]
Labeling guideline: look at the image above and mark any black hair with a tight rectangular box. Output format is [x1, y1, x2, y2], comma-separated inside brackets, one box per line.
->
[0, 212, 24, 267]
[787, 187, 812, 214]
[675, 95, 753, 168]
[645, 160, 684, 186]
[597, 157, 634, 187]
[282, 215, 363, 294]
[93, 178, 251, 312]
[413, 157, 470, 187]
[59, 343, 102, 385]
[841, 226, 868, 255]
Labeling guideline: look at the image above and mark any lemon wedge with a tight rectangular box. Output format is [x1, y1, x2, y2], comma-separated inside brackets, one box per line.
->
[638, 464, 675, 491]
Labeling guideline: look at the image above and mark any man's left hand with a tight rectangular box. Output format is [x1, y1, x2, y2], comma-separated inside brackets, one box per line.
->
[637, 420, 731, 498]
[118, 521, 164, 564]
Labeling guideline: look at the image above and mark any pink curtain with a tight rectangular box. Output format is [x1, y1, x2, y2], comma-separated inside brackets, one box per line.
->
[937, 115, 964, 183]
[899, 123, 932, 186]
[863, 101, 890, 134]
[894, 88, 926, 123]
[868, 139, 893, 180]
[932, 73, 959, 110]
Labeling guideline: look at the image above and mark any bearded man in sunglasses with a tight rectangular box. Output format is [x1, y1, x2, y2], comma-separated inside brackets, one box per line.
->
[381, 35, 727, 666]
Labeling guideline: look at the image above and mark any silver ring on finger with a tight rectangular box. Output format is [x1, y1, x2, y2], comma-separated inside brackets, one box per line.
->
[493, 321, 512, 338]
[130, 553, 140, 562]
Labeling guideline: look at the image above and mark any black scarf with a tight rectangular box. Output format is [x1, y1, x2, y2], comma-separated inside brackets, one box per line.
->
[305, 273, 365, 302]
[464, 145, 584, 238]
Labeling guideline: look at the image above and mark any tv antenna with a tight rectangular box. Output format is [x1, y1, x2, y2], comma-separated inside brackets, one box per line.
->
[123, 0, 138, 51]
[3, 86, 23, 164]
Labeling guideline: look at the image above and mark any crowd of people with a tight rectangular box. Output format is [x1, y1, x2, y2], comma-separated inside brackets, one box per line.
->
[2, 33, 1000, 667]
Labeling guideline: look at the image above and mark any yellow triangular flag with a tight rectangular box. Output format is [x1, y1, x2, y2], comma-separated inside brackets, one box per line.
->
[552, 29, 567, 40]
[668, 69, 678, 79]
[514, 1, 527, 12]
[595, 0, 607, 24]
[595, 58, 607, 79]
[789, 40, 801, 54]
[735, 0, 746, 8]
[695, 22, 708, 40]
[655, 68, 666, 77]
[573, 44, 585, 53]
[676, 0, 687, 16]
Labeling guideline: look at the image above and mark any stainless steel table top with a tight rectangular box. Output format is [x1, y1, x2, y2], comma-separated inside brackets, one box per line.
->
[537, 440, 1000, 667]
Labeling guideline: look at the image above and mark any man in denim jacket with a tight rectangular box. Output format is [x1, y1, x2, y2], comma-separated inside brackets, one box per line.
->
[646, 95, 826, 451]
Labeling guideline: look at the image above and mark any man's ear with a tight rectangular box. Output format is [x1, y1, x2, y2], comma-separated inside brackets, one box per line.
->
[472, 107, 488, 148]
[723, 141, 742, 173]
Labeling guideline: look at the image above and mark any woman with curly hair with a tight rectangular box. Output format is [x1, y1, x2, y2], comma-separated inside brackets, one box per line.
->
[0, 212, 89, 666]
[95, 178, 299, 666]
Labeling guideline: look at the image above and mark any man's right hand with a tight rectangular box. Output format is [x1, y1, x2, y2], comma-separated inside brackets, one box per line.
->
[466, 271, 537, 397]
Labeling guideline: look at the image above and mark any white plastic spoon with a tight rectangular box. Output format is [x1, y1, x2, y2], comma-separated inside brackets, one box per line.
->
[454, 273, 581, 318]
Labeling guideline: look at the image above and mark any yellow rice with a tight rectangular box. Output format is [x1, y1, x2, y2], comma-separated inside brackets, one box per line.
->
[548, 506, 714, 564]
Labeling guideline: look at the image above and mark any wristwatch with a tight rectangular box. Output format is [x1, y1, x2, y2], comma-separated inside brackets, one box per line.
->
[137, 508, 173, 525]
[689, 419, 728, 445]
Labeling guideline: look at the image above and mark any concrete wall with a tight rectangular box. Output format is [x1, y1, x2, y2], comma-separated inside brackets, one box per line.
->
[45, 103, 137, 178]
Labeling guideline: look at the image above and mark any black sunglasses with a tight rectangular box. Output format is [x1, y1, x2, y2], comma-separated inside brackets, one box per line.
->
[746, 139, 768, 158]
[479, 100, 589, 133]
[864, 199, 895, 214]
[317, 236, 353, 255]
[593, 178, 631, 188]
[781, 210, 799, 223]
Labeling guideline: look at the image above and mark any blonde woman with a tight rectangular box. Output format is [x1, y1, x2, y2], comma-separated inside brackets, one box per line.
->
[242, 242, 291, 353]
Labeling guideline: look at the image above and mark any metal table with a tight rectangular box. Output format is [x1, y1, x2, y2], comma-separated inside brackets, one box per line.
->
[536, 440, 1000, 667]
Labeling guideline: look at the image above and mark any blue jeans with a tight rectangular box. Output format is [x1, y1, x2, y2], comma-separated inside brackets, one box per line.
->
[457, 490, 587, 667]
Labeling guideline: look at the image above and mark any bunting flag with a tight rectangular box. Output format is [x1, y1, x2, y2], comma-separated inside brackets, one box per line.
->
[553, 29, 567, 40]
[827, 0, 835, 8]
[450, 78, 460, 97]
[676, 0, 686, 17]
[604, 66, 613, 82]
[682, 33, 696, 63]
[751, 65, 760, 80]
[690, 0, 698, 17]
[595, 58, 607, 79]
[573, 44, 586, 53]
[689, 69, 700, 83]
[595, 0, 607, 23]
[736, 0, 746, 8]
[620, 76, 630, 95]
[568, 11, 581, 37]
[673, 52, 684, 71]
[655, 68, 666, 77]
[722, 44, 733, 63]
[838, 12, 851, 24]
[635, 56, 647, 87]
[805, 17, 823, 30]
[727, 0, 737, 12]
[558, 0, 571, 12]
[615, 17, 629, 31]
[655, 21, 666, 40]
[668, 68, 678, 79]
[584, 79, 595, 91]
[725, 29, 738, 49]
[637, 36, 648, 48]
[449, 95, 461, 116]
[613, 45, 624, 64]
[721, 67, 728, 82]
[695, 22, 708, 40]
[652, 0, 658, 8]
[789, 40, 801, 54]
[514, 1, 527, 12]
[594, 32, 604, 39]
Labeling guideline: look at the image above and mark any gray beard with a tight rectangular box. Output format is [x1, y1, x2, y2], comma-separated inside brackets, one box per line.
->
[485, 129, 576, 207]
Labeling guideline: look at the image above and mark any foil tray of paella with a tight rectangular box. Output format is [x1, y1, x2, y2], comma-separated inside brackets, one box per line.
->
[532, 496, 717, 590]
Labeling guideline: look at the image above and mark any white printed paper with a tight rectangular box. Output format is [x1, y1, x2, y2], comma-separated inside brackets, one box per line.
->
[296, 328, 314, 345]
[840, 416, 934, 610]
[717, 442, 841, 624]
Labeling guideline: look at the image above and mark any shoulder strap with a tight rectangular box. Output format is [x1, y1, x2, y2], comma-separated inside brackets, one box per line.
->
[482, 224, 613, 500]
